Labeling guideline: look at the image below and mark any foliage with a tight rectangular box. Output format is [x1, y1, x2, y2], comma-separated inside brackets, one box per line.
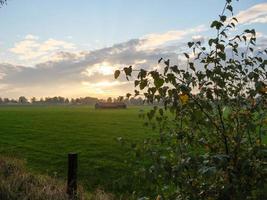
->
[115, 0, 267, 199]
[0, 0, 7, 7]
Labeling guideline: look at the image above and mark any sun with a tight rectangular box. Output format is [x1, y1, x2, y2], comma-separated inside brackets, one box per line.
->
[98, 64, 114, 75]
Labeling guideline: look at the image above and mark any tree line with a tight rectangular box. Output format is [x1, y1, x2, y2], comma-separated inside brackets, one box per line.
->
[0, 96, 144, 105]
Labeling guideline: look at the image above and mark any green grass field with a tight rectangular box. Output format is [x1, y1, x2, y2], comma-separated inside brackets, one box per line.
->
[0, 105, 154, 192]
[0, 105, 266, 194]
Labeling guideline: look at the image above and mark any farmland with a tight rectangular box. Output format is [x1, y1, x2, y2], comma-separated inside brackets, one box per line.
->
[0, 105, 155, 192]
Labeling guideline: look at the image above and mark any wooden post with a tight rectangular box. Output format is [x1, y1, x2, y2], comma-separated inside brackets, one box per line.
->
[67, 153, 77, 199]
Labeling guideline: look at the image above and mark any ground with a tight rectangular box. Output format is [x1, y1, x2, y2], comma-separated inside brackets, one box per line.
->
[0, 105, 154, 192]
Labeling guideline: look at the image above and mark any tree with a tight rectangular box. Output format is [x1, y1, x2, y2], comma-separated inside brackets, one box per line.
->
[3, 98, 9, 104]
[31, 97, 37, 104]
[65, 98, 70, 104]
[107, 97, 113, 103]
[18, 96, 28, 104]
[115, 0, 266, 199]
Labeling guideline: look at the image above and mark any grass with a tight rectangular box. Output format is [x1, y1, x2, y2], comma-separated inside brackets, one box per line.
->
[0, 105, 154, 192]
[0, 105, 265, 196]
[0, 156, 86, 200]
[0, 155, 124, 200]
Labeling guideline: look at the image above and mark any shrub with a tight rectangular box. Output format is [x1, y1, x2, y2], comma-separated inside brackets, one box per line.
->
[115, 0, 267, 199]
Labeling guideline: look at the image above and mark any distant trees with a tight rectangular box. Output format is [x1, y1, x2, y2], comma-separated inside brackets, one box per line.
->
[107, 97, 113, 103]
[0, 96, 145, 106]
[31, 97, 37, 104]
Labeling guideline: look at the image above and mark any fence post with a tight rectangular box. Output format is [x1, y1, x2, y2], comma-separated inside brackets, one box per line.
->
[67, 153, 78, 199]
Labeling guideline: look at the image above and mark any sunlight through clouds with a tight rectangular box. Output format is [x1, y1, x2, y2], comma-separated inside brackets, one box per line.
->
[82, 62, 117, 77]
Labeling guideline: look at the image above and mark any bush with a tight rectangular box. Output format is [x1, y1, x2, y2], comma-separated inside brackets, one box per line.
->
[115, 0, 267, 199]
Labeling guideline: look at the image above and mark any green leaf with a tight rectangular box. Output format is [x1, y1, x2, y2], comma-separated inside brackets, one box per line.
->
[164, 59, 170, 66]
[154, 77, 164, 88]
[134, 90, 139, 96]
[114, 70, 120, 79]
[189, 62, 195, 71]
[226, 5, 233, 12]
[123, 66, 132, 76]
[159, 108, 164, 116]
[210, 20, 223, 30]
[220, 31, 227, 38]
[208, 39, 214, 46]
[184, 53, 189, 59]
[232, 17, 238, 23]
[140, 79, 148, 90]
[187, 42, 194, 48]
[217, 44, 225, 52]
[126, 93, 131, 98]
[218, 52, 226, 61]
[220, 15, 227, 22]
[134, 80, 140, 87]
[242, 35, 247, 42]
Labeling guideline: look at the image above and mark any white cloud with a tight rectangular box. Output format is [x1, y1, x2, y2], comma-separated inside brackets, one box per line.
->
[138, 25, 206, 50]
[249, 16, 267, 24]
[235, 3, 267, 24]
[0, 72, 6, 80]
[0, 83, 8, 90]
[82, 80, 130, 96]
[0, 25, 198, 98]
[3, 23, 265, 98]
[9, 35, 76, 65]
[82, 62, 119, 78]
[25, 34, 39, 40]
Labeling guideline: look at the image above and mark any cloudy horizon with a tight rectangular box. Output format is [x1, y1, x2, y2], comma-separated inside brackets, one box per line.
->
[0, 0, 267, 99]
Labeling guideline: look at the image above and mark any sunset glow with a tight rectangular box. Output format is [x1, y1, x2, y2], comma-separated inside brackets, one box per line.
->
[0, 0, 266, 98]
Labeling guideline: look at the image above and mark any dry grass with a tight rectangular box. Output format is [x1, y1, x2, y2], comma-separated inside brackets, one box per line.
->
[0, 156, 84, 200]
[88, 189, 115, 200]
[0, 156, 135, 200]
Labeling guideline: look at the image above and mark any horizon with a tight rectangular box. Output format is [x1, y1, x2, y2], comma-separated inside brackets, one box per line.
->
[0, 0, 267, 98]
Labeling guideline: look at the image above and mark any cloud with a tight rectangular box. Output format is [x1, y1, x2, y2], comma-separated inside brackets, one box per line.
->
[0, 34, 181, 98]
[25, 34, 39, 40]
[1, 24, 264, 99]
[9, 35, 76, 65]
[235, 3, 267, 25]
[137, 25, 206, 50]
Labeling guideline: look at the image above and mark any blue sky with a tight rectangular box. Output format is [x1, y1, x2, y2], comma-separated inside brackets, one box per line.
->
[1, 0, 266, 50]
[0, 0, 266, 98]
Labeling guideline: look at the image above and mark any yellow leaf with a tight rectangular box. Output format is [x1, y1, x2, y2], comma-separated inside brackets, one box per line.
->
[260, 86, 267, 94]
[156, 195, 162, 200]
[179, 93, 189, 105]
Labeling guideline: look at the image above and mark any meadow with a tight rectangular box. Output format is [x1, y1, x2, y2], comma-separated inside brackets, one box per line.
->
[0, 105, 154, 192]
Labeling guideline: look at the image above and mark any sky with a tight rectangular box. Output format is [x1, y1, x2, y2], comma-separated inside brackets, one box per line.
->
[0, 0, 267, 99]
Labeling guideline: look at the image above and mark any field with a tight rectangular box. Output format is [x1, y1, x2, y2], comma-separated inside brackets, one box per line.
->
[0, 105, 154, 192]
